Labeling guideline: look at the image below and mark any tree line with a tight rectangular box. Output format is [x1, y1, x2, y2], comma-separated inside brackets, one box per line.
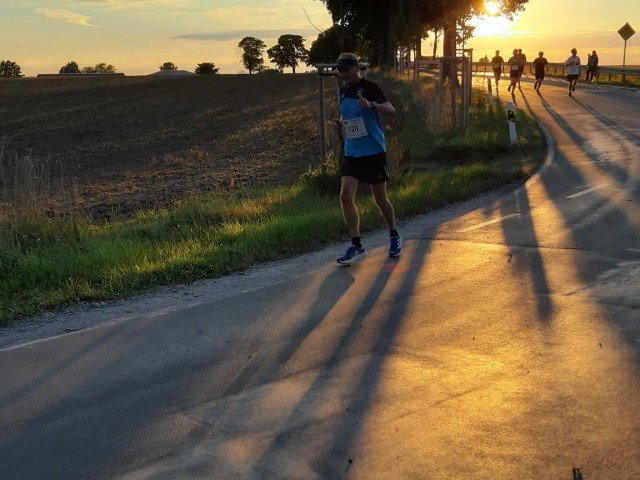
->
[58, 61, 220, 75]
[0, 60, 220, 78]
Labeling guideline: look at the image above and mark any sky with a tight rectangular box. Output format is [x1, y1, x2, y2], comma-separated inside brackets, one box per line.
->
[1, 0, 639, 77]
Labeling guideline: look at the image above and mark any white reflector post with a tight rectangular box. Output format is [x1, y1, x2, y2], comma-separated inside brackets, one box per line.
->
[507, 102, 517, 145]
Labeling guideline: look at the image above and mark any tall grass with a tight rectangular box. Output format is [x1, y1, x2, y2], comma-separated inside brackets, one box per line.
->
[0, 74, 545, 325]
[0, 138, 73, 212]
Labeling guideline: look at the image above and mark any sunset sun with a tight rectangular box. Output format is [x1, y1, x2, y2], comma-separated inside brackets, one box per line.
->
[484, 1, 501, 16]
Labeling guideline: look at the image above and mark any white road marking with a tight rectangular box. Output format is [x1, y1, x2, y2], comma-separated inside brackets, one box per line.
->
[566, 183, 609, 199]
[457, 213, 521, 233]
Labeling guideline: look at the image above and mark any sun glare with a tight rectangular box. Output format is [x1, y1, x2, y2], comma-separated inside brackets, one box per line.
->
[484, 1, 501, 16]
[472, 14, 514, 38]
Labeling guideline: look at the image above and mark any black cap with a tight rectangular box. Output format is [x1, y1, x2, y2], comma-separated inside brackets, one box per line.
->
[336, 57, 358, 69]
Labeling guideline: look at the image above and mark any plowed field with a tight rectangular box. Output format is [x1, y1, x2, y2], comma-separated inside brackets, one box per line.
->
[0, 74, 340, 220]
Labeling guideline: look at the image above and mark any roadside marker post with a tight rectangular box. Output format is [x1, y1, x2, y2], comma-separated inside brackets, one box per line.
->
[487, 78, 494, 107]
[507, 102, 517, 145]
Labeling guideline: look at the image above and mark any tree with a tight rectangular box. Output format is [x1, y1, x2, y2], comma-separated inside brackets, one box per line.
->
[59, 61, 81, 74]
[456, 15, 476, 51]
[307, 25, 358, 65]
[159, 62, 177, 71]
[0, 60, 22, 78]
[319, 0, 528, 69]
[320, 0, 399, 68]
[267, 35, 308, 74]
[195, 62, 219, 74]
[238, 37, 266, 74]
[81, 63, 116, 73]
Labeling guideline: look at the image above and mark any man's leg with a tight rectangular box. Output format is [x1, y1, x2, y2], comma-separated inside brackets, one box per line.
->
[337, 176, 368, 264]
[370, 182, 403, 256]
[370, 182, 396, 230]
[339, 176, 361, 238]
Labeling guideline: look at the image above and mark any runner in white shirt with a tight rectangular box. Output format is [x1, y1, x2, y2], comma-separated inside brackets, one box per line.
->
[564, 48, 581, 97]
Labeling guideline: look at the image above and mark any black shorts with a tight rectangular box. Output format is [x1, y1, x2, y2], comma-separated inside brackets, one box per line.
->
[341, 152, 389, 184]
[535, 73, 545, 81]
[567, 74, 579, 81]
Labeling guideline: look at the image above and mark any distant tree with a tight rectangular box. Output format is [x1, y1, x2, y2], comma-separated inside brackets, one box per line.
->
[159, 62, 177, 71]
[267, 35, 308, 74]
[59, 61, 81, 74]
[195, 62, 219, 74]
[0, 60, 23, 78]
[81, 63, 116, 73]
[479, 54, 489, 63]
[456, 15, 475, 50]
[238, 36, 266, 74]
[307, 25, 358, 65]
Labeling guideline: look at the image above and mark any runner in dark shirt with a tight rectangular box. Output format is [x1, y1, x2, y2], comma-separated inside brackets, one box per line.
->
[507, 49, 522, 94]
[517, 48, 527, 89]
[490, 50, 504, 89]
[532, 51, 549, 92]
[586, 50, 599, 82]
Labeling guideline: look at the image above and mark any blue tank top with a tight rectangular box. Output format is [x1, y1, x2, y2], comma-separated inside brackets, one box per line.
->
[338, 78, 387, 157]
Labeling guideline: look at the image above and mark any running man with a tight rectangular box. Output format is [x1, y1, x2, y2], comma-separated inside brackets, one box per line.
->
[532, 51, 549, 92]
[491, 50, 504, 89]
[586, 50, 599, 83]
[334, 53, 402, 265]
[565, 48, 581, 96]
[517, 48, 527, 89]
[507, 49, 522, 94]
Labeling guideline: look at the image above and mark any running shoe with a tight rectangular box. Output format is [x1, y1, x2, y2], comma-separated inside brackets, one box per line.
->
[389, 235, 403, 257]
[337, 245, 366, 265]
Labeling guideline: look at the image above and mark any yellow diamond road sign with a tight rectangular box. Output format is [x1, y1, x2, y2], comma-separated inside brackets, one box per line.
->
[618, 23, 635, 41]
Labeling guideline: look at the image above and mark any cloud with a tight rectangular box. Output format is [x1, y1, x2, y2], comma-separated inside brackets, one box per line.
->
[172, 28, 319, 42]
[35, 8, 98, 27]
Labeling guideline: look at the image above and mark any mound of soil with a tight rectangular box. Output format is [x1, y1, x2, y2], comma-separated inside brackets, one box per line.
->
[0, 74, 341, 220]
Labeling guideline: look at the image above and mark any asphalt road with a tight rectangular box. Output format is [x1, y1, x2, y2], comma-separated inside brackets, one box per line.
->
[1, 75, 639, 479]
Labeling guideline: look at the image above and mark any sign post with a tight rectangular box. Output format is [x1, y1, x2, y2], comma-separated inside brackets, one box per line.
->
[507, 102, 516, 145]
[487, 78, 494, 107]
[618, 23, 636, 81]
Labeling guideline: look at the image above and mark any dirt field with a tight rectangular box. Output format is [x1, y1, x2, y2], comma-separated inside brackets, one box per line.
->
[0, 74, 339, 220]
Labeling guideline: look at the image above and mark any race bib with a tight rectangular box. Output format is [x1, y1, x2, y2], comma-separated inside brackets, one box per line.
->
[343, 117, 368, 139]
[511, 64, 519, 71]
[493, 64, 501, 69]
